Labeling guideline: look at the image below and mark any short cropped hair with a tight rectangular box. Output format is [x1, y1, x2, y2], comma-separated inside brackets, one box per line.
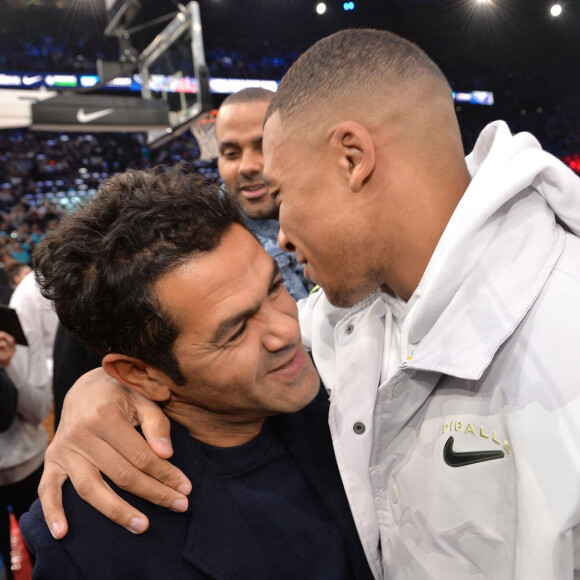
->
[265, 28, 451, 125]
[220, 87, 274, 109]
[34, 165, 244, 385]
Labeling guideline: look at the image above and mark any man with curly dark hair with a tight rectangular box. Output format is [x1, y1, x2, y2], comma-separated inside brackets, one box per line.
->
[21, 165, 373, 579]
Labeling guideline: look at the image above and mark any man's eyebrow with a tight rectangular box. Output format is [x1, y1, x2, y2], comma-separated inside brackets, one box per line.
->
[218, 140, 240, 151]
[218, 136, 262, 149]
[212, 259, 281, 343]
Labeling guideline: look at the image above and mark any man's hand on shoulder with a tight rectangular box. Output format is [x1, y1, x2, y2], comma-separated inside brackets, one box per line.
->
[39, 367, 192, 538]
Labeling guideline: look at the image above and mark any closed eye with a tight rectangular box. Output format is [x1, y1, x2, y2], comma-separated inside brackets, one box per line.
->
[217, 261, 282, 346]
[228, 320, 248, 343]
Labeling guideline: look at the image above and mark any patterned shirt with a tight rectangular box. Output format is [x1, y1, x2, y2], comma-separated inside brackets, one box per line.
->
[244, 216, 313, 301]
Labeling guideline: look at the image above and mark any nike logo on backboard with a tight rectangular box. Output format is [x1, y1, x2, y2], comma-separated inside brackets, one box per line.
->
[443, 436, 505, 467]
[23, 75, 43, 86]
[76, 108, 114, 123]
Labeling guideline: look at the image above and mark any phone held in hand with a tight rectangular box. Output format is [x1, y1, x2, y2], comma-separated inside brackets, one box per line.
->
[0, 306, 28, 346]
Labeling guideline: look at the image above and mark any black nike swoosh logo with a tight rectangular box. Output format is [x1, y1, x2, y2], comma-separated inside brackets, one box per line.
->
[443, 436, 505, 467]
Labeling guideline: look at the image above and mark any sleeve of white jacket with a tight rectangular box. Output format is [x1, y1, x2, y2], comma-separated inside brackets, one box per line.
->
[5, 327, 52, 426]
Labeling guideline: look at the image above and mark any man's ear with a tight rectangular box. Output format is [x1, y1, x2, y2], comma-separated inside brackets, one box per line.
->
[332, 120, 376, 193]
[102, 353, 172, 402]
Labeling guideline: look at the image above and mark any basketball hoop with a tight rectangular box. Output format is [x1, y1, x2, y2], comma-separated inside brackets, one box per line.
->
[191, 109, 218, 161]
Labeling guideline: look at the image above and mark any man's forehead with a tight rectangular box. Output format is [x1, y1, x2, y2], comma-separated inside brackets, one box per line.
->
[263, 110, 283, 141]
[262, 113, 288, 182]
[218, 100, 269, 127]
[217, 114, 265, 148]
[155, 226, 273, 318]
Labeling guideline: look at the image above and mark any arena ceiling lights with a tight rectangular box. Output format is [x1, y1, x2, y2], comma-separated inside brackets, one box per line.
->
[473, 0, 564, 14]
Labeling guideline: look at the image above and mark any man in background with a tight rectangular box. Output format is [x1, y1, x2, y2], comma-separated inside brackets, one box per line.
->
[216, 88, 312, 300]
[0, 333, 18, 432]
[0, 308, 51, 579]
[9, 271, 58, 378]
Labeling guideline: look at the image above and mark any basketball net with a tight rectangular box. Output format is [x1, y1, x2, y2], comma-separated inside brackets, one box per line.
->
[191, 110, 218, 161]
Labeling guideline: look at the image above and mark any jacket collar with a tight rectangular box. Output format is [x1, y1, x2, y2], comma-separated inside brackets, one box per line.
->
[402, 122, 572, 380]
[404, 193, 564, 381]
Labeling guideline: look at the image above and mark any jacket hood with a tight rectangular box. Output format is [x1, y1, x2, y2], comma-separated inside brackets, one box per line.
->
[401, 121, 580, 376]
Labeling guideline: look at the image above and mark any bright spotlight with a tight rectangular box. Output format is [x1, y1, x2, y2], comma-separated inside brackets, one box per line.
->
[551, 4, 562, 16]
[316, 2, 327, 14]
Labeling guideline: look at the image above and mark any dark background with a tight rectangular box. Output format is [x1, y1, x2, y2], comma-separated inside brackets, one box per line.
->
[4, 0, 579, 73]
[1, 0, 578, 159]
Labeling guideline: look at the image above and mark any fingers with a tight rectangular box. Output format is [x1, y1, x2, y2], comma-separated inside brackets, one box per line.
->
[49, 371, 192, 535]
[131, 391, 175, 459]
[66, 457, 152, 535]
[37, 458, 70, 539]
[0, 331, 16, 346]
[111, 390, 192, 495]
[41, 431, 156, 535]
[84, 413, 192, 502]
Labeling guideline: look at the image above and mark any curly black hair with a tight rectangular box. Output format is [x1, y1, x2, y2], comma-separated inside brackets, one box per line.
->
[34, 164, 244, 384]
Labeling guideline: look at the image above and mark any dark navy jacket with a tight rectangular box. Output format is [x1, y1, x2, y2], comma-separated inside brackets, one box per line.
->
[21, 387, 374, 579]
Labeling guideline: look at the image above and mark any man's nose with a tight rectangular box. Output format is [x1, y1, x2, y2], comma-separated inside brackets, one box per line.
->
[262, 299, 300, 353]
[239, 150, 263, 177]
[277, 227, 296, 253]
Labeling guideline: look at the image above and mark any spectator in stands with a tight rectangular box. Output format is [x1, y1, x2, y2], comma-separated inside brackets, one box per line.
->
[0, 261, 31, 305]
[0, 315, 51, 580]
[216, 87, 312, 300]
[9, 271, 58, 378]
[0, 333, 18, 433]
[22, 166, 373, 580]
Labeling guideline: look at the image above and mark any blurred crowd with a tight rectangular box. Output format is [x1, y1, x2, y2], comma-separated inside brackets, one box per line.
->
[0, 127, 218, 281]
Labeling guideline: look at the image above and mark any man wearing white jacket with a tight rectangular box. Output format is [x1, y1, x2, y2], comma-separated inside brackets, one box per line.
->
[37, 29, 580, 579]
[292, 116, 580, 578]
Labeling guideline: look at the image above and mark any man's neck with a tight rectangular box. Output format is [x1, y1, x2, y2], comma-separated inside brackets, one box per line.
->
[163, 402, 265, 447]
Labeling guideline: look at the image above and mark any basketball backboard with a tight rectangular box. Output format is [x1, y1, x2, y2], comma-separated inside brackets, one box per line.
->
[2, 1, 212, 143]
[138, 1, 212, 148]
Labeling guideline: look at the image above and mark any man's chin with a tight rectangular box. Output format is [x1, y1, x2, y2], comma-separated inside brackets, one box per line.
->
[240, 201, 279, 220]
[318, 283, 363, 309]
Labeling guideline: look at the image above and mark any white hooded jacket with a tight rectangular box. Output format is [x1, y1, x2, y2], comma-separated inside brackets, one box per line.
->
[299, 121, 580, 579]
